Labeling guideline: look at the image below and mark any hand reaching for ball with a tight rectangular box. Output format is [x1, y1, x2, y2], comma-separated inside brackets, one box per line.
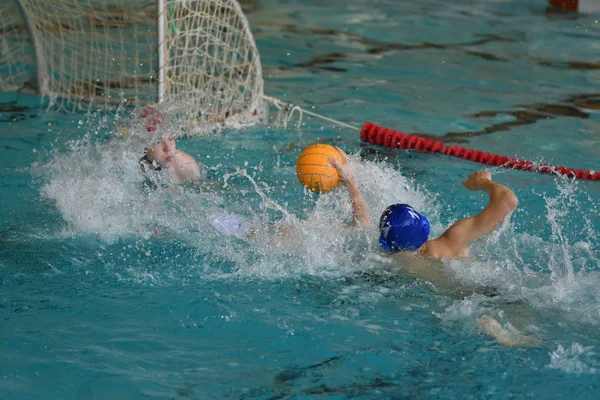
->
[329, 147, 356, 188]
[296, 143, 350, 193]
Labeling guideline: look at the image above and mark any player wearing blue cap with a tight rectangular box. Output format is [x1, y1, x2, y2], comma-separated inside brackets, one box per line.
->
[329, 167, 518, 260]
[329, 162, 529, 345]
[328, 155, 519, 260]
[377, 171, 518, 260]
[378, 204, 430, 252]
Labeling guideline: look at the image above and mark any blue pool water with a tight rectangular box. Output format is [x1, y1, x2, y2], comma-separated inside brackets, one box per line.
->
[2, 0, 600, 398]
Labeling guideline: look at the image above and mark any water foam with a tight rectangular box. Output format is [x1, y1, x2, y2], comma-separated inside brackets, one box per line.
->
[37, 121, 598, 338]
[437, 175, 599, 338]
[548, 343, 597, 374]
[38, 127, 437, 282]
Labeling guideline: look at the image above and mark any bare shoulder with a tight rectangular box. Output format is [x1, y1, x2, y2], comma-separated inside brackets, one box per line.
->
[173, 150, 205, 182]
[419, 237, 467, 260]
[175, 150, 198, 165]
[391, 251, 450, 290]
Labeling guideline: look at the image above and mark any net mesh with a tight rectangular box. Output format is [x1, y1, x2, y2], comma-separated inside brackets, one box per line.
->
[0, 0, 266, 132]
[0, 1, 34, 92]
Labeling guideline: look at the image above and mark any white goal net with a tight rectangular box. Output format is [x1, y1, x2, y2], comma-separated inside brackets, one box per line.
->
[0, 0, 266, 132]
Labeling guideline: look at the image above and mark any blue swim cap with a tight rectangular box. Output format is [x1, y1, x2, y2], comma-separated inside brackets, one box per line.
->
[379, 204, 430, 252]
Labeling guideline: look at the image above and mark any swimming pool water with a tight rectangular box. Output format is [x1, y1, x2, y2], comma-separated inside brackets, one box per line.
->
[2, 0, 600, 398]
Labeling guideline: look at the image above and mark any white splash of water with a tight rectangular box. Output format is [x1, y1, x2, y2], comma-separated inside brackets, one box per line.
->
[524, 177, 600, 326]
[548, 343, 597, 374]
[194, 153, 438, 280]
[38, 134, 437, 282]
[38, 125, 599, 338]
[436, 174, 599, 330]
[39, 136, 151, 241]
[435, 296, 489, 329]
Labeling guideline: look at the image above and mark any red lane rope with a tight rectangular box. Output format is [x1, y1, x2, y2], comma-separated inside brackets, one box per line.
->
[360, 122, 599, 181]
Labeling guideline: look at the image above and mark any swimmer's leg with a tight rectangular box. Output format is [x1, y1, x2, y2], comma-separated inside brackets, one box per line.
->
[478, 315, 540, 346]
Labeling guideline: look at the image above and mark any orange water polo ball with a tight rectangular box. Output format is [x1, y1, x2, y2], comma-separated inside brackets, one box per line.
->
[296, 143, 346, 193]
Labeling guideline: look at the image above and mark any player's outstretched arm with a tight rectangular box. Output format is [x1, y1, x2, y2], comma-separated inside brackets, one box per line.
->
[436, 171, 518, 255]
[329, 149, 371, 228]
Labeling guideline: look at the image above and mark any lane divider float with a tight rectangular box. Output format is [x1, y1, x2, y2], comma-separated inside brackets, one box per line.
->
[360, 122, 599, 181]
